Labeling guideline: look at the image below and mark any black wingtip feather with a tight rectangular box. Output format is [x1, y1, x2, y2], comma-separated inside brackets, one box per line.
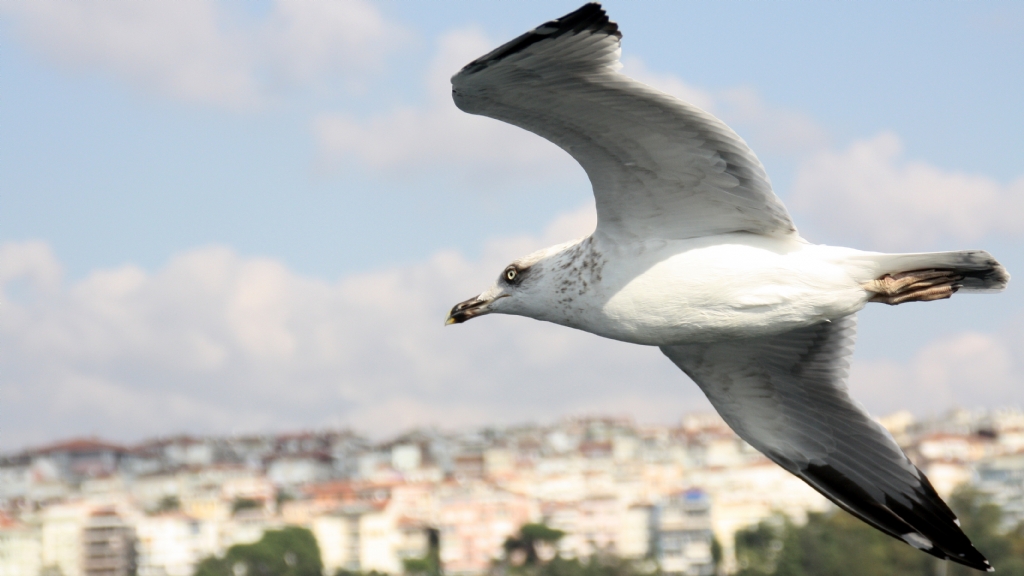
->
[458, 3, 620, 76]
[800, 463, 992, 571]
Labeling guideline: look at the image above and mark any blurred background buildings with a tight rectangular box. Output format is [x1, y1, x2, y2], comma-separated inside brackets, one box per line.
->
[2, 408, 1023, 575]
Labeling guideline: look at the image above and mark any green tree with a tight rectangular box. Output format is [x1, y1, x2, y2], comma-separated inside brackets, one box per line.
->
[154, 495, 180, 513]
[503, 523, 567, 566]
[773, 510, 930, 576]
[194, 526, 322, 576]
[402, 558, 432, 575]
[733, 489, 1024, 576]
[231, 497, 263, 514]
[403, 527, 443, 576]
[524, 555, 658, 576]
[947, 487, 1024, 576]
[496, 522, 658, 576]
[734, 516, 786, 575]
[710, 536, 723, 570]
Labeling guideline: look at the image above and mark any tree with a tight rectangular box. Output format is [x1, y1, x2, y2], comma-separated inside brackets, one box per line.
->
[194, 527, 322, 576]
[154, 495, 180, 513]
[403, 527, 443, 576]
[495, 523, 658, 576]
[947, 487, 1024, 576]
[734, 516, 786, 575]
[732, 489, 1024, 576]
[523, 555, 659, 576]
[231, 497, 263, 514]
[503, 523, 566, 566]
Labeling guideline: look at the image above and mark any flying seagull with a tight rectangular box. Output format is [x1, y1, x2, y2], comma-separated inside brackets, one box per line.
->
[444, 3, 1008, 571]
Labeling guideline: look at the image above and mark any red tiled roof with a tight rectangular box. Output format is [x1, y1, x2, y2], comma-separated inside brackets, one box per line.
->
[32, 438, 126, 455]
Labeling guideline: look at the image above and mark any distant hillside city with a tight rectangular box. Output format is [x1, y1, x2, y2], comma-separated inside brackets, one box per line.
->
[1, 408, 1023, 576]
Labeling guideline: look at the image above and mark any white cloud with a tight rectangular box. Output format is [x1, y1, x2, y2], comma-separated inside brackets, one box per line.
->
[0, 241, 61, 293]
[850, 329, 1022, 419]
[314, 27, 579, 186]
[715, 87, 830, 158]
[0, 205, 708, 450]
[0, 0, 404, 109]
[260, 0, 399, 91]
[618, 58, 717, 112]
[790, 132, 1024, 250]
[3, 206, 1019, 450]
[314, 35, 826, 187]
[621, 59, 829, 159]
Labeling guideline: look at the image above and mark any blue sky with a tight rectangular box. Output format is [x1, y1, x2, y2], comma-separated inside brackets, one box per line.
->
[1, 1, 1022, 449]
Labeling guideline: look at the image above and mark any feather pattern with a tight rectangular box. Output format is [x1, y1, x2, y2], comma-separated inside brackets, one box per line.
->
[451, 3, 796, 241]
[661, 316, 991, 571]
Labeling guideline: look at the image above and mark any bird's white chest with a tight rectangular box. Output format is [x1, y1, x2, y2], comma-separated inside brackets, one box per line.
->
[539, 235, 869, 346]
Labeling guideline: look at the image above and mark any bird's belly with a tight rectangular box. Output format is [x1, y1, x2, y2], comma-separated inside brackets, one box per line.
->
[573, 240, 869, 346]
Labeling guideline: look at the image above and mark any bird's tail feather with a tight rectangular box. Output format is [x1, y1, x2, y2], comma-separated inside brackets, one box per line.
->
[863, 249, 1009, 293]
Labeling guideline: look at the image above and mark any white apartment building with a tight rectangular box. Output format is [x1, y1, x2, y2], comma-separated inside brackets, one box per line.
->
[135, 514, 219, 576]
[81, 509, 136, 576]
[40, 503, 92, 576]
[544, 496, 652, 559]
[0, 517, 42, 576]
[312, 502, 418, 575]
[654, 490, 715, 576]
[437, 483, 537, 575]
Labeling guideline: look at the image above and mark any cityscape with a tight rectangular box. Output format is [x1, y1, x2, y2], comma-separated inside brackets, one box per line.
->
[1, 408, 1023, 576]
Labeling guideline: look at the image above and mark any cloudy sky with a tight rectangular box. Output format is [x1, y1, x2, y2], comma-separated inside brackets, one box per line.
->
[1, 0, 1023, 451]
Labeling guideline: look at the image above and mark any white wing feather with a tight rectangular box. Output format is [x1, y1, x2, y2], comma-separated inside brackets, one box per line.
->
[451, 4, 797, 241]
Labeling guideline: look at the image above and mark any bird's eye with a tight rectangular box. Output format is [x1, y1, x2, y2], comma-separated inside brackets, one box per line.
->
[505, 267, 518, 282]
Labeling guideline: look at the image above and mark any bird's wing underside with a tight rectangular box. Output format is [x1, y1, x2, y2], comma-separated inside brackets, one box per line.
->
[661, 315, 991, 571]
[451, 3, 797, 241]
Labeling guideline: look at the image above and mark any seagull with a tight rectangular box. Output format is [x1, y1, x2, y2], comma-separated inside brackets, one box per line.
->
[444, 3, 1008, 571]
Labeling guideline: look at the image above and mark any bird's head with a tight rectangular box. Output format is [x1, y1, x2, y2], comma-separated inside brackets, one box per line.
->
[445, 240, 580, 325]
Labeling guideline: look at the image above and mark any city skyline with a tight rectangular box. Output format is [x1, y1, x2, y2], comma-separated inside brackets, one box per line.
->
[2, 404, 1022, 575]
[4, 405, 1020, 458]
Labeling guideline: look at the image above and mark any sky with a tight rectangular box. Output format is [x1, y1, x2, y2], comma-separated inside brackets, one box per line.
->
[1, 0, 1022, 451]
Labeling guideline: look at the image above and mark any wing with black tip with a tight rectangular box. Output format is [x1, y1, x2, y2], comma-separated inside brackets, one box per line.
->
[661, 315, 992, 571]
[451, 3, 797, 241]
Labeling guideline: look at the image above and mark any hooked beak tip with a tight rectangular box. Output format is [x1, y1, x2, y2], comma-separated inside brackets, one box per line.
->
[446, 295, 492, 326]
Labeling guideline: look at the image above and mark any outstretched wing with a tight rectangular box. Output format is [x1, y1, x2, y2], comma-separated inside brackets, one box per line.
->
[451, 3, 797, 241]
[661, 315, 991, 571]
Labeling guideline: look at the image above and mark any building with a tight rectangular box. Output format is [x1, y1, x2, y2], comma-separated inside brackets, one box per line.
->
[266, 453, 335, 488]
[82, 509, 136, 576]
[135, 514, 217, 576]
[438, 483, 537, 574]
[41, 503, 92, 576]
[312, 501, 412, 575]
[0, 514, 42, 576]
[654, 490, 715, 576]
[32, 440, 127, 484]
[313, 510, 363, 575]
[0, 458, 32, 502]
[975, 451, 1024, 530]
[7, 409, 1024, 576]
[545, 496, 651, 559]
